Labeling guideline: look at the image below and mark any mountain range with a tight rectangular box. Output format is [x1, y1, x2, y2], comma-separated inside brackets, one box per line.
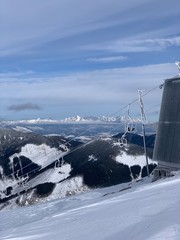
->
[1, 115, 144, 124]
[0, 116, 157, 138]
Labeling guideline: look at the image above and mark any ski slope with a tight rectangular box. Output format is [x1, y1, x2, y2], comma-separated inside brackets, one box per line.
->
[1, 173, 180, 240]
[9, 143, 65, 168]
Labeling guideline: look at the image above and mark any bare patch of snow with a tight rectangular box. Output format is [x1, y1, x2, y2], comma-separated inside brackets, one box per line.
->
[51, 176, 89, 200]
[12, 126, 32, 133]
[116, 151, 157, 167]
[9, 144, 67, 168]
[88, 155, 98, 162]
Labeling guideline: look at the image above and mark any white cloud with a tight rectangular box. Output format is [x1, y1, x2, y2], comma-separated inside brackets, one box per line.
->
[0, 63, 177, 104]
[0, 70, 35, 78]
[0, 62, 178, 120]
[0, 0, 179, 57]
[87, 56, 127, 63]
[0, 0, 143, 56]
[84, 36, 180, 53]
[0, 1, 179, 120]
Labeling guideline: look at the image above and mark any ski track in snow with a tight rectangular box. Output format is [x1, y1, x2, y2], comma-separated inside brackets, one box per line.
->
[1, 174, 180, 240]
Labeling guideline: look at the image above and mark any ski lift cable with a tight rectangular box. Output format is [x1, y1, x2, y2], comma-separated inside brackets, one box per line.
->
[146, 104, 160, 113]
[109, 84, 161, 117]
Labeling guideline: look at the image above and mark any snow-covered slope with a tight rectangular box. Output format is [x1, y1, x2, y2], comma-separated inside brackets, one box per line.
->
[1, 173, 180, 240]
[9, 143, 66, 168]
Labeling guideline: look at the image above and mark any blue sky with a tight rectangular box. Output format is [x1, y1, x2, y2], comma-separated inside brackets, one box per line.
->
[0, 0, 179, 121]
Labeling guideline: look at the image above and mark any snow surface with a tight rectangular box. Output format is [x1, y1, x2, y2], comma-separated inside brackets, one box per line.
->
[48, 176, 89, 201]
[88, 155, 98, 162]
[26, 163, 72, 189]
[116, 151, 157, 168]
[1, 173, 180, 240]
[12, 126, 32, 133]
[9, 144, 66, 168]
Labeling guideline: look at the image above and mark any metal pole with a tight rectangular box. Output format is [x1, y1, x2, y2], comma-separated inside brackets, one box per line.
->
[142, 123, 150, 177]
[138, 90, 150, 177]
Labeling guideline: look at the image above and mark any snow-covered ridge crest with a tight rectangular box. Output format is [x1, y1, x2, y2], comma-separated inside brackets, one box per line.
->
[1, 115, 141, 124]
[61, 115, 141, 123]
[3, 118, 59, 125]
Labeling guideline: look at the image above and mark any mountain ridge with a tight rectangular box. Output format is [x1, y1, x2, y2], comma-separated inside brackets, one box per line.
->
[1, 115, 143, 124]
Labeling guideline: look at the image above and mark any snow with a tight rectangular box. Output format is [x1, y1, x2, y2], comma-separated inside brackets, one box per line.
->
[1, 116, 149, 127]
[1, 173, 180, 239]
[9, 144, 67, 168]
[116, 151, 157, 167]
[7, 170, 88, 205]
[0, 174, 16, 198]
[2, 118, 59, 125]
[45, 134, 62, 137]
[26, 163, 72, 188]
[63, 115, 98, 123]
[88, 155, 98, 162]
[12, 126, 32, 133]
[49, 176, 89, 200]
[74, 136, 92, 142]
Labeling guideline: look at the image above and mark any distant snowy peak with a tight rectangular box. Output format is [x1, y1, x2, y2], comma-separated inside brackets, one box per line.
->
[62, 115, 117, 123]
[61, 115, 139, 123]
[63, 115, 90, 123]
[22, 118, 58, 124]
[3, 118, 59, 125]
[1, 116, 141, 125]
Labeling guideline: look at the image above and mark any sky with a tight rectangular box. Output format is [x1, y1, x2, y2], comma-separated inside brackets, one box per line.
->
[0, 0, 180, 121]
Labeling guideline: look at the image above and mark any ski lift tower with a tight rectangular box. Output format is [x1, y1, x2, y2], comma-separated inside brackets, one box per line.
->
[153, 62, 180, 178]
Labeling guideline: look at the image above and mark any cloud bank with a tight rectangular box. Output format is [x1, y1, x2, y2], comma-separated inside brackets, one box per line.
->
[0, 0, 179, 58]
[87, 56, 127, 63]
